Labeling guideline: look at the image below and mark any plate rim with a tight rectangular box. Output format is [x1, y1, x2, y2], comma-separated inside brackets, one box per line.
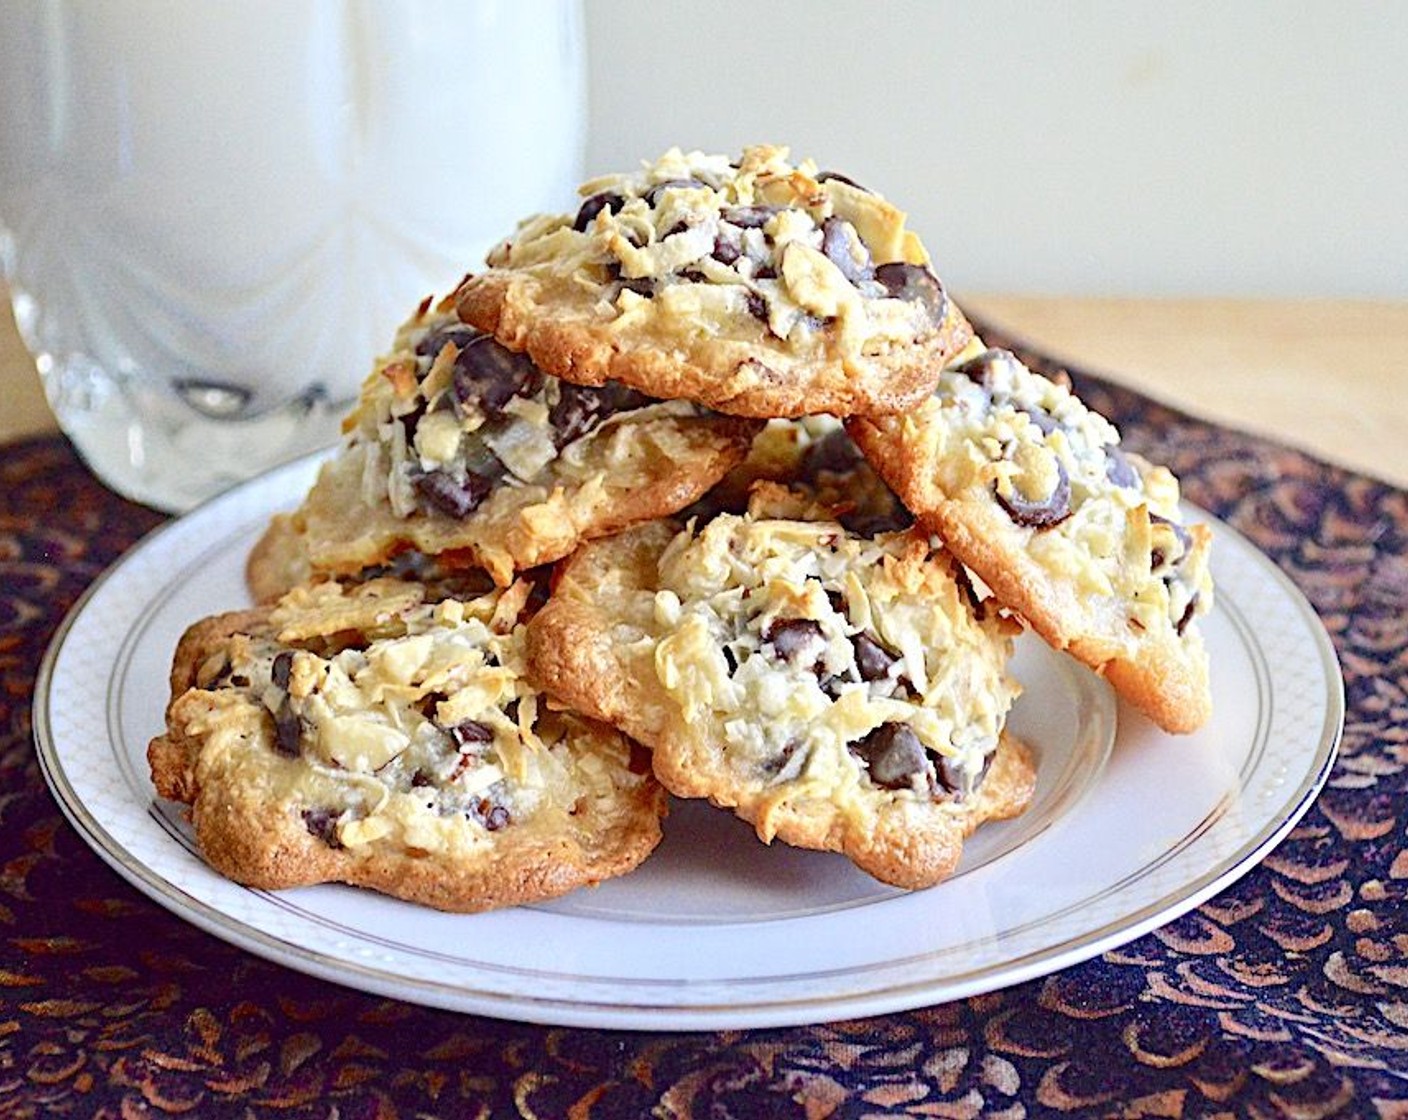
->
[32, 455, 1345, 1030]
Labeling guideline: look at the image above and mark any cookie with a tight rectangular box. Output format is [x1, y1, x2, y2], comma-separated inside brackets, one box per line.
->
[246, 295, 758, 597]
[455, 144, 972, 419]
[148, 577, 667, 912]
[525, 513, 1035, 890]
[691, 416, 913, 537]
[848, 344, 1214, 733]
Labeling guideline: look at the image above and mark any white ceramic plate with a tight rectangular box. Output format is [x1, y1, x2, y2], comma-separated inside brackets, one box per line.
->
[35, 454, 1343, 1030]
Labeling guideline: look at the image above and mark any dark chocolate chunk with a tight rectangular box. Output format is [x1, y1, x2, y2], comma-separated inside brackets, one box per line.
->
[852, 632, 899, 682]
[1150, 514, 1193, 571]
[816, 170, 872, 192]
[994, 458, 1072, 530]
[614, 276, 655, 301]
[850, 722, 930, 790]
[952, 562, 987, 621]
[722, 205, 778, 229]
[765, 617, 826, 671]
[712, 230, 742, 266]
[301, 808, 343, 848]
[820, 217, 874, 284]
[841, 507, 914, 536]
[744, 290, 769, 323]
[415, 324, 478, 359]
[573, 191, 625, 232]
[1105, 445, 1139, 489]
[272, 701, 303, 757]
[873, 262, 949, 324]
[474, 799, 511, 831]
[450, 720, 495, 750]
[548, 381, 653, 448]
[271, 649, 295, 691]
[953, 349, 1001, 389]
[1176, 593, 1199, 636]
[935, 748, 986, 799]
[643, 178, 706, 207]
[451, 335, 544, 419]
[412, 468, 496, 519]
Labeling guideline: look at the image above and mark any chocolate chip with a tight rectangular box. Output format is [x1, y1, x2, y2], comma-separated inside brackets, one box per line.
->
[953, 349, 1000, 389]
[994, 459, 1072, 529]
[722, 646, 738, 675]
[1150, 514, 1192, 571]
[852, 632, 898, 681]
[934, 752, 975, 798]
[820, 217, 874, 284]
[765, 618, 826, 670]
[452, 335, 544, 419]
[952, 563, 987, 620]
[1176, 593, 1199, 636]
[415, 324, 478, 359]
[450, 720, 494, 750]
[474, 799, 511, 831]
[722, 205, 777, 229]
[643, 178, 706, 207]
[549, 381, 653, 447]
[816, 170, 871, 192]
[850, 722, 930, 790]
[272, 701, 303, 757]
[271, 649, 294, 691]
[841, 508, 914, 536]
[712, 230, 742, 266]
[613, 276, 655, 301]
[1105, 446, 1139, 489]
[396, 398, 428, 442]
[573, 191, 624, 232]
[412, 468, 496, 519]
[301, 808, 343, 848]
[744, 290, 768, 323]
[874, 262, 949, 325]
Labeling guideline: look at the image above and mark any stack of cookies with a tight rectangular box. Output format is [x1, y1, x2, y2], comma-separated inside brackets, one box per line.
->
[149, 146, 1214, 912]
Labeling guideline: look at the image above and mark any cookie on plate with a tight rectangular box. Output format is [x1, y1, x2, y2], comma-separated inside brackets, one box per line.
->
[525, 508, 1034, 890]
[148, 577, 667, 912]
[246, 295, 759, 598]
[848, 344, 1214, 733]
[456, 144, 972, 418]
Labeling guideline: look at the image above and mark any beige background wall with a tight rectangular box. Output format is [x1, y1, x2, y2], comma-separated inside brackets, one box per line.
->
[583, 2, 1407, 299]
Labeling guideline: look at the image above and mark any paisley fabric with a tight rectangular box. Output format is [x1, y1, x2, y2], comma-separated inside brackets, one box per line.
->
[2, 331, 1405, 1118]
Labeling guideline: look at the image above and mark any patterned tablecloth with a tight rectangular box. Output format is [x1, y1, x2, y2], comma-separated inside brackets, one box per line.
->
[2, 340, 1405, 1118]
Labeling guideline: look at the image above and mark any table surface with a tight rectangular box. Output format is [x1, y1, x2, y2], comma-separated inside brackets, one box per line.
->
[2, 286, 1406, 1115]
[5, 284, 1407, 489]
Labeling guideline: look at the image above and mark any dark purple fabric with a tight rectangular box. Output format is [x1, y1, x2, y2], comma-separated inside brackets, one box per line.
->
[2, 335, 1404, 1116]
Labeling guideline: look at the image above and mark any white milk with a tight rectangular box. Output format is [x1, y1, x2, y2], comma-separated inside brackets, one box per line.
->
[0, 0, 585, 510]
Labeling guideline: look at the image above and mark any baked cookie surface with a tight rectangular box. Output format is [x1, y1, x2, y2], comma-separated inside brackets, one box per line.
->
[848, 344, 1214, 733]
[456, 145, 972, 418]
[525, 511, 1034, 889]
[246, 297, 757, 597]
[148, 577, 667, 912]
